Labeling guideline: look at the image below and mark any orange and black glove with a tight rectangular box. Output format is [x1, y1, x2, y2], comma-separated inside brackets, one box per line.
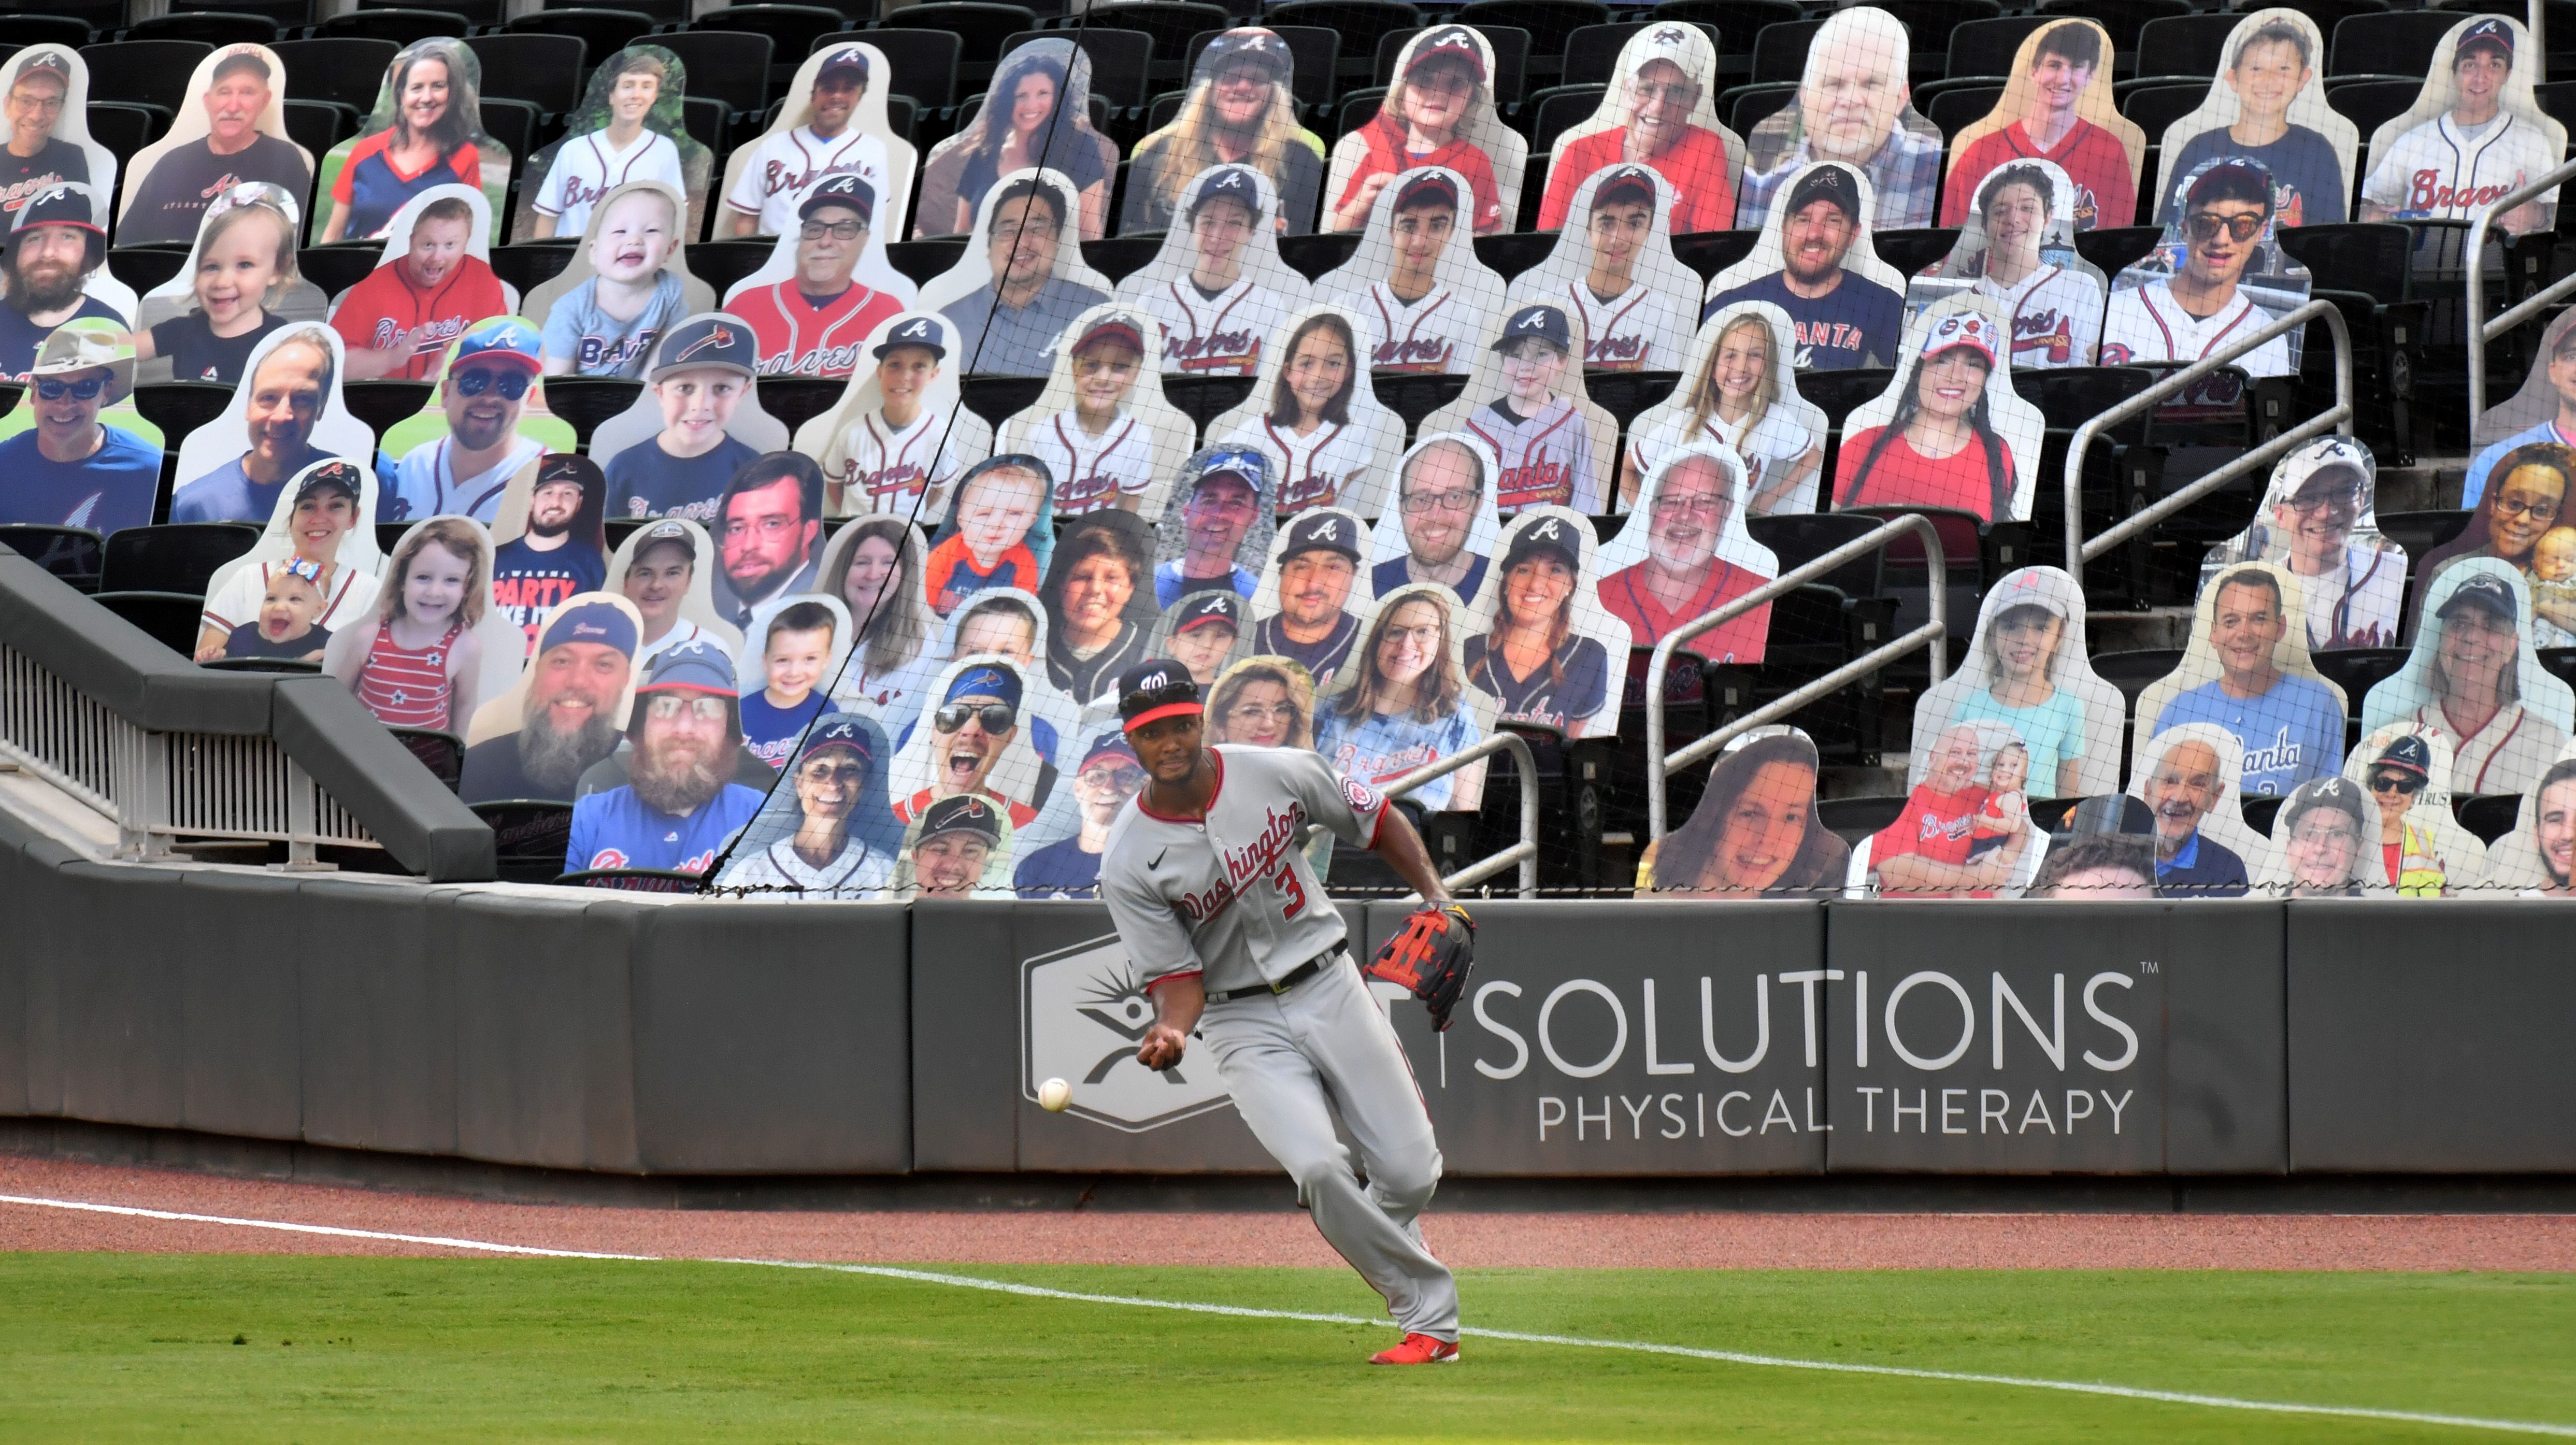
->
[1364, 903, 1476, 1032]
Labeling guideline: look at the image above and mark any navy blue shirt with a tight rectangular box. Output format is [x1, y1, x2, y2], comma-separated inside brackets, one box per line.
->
[1013, 834, 1105, 898]
[1707, 269, 1906, 370]
[0, 425, 161, 535]
[0, 293, 122, 379]
[605, 434, 761, 523]
[491, 536, 606, 651]
[2153, 829, 2250, 899]
[1371, 553, 1489, 607]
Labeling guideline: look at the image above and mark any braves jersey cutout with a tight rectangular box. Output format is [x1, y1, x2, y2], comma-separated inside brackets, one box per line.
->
[732, 281, 904, 378]
[534, 130, 685, 233]
[1362, 282, 1473, 375]
[1979, 263, 2103, 369]
[1562, 278, 1686, 373]
[1031, 409, 1157, 516]
[723, 125, 889, 236]
[2099, 279, 2291, 377]
[2364, 112, 2557, 222]
[834, 404, 981, 515]
[1142, 275, 1289, 376]
[1467, 396, 1598, 512]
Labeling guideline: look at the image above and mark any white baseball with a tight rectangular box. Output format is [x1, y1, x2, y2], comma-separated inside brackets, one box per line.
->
[1038, 1077, 1072, 1112]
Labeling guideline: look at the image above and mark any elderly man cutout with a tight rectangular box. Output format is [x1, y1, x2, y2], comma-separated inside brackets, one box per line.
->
[2139, 732, 2250, 896]
[121, 49, 311, 245]
[168, 326, 338, 524]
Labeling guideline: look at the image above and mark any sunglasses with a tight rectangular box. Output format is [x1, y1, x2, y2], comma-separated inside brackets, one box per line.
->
[2370, 771, 2424, 795]
[933, 702, 1016, 733]
[33, 375, 106, 400]
[454, 367, 531, 399]
[2186, 212, 2266, 244]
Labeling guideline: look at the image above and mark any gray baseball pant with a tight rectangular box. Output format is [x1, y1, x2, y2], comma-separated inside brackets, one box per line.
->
[1197, 953, 1459, 1343]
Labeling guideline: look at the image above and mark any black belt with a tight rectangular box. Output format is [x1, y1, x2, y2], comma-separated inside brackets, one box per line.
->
[1209, 943, 1347, 1003]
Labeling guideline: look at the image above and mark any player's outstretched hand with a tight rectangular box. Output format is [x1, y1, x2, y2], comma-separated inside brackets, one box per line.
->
[1136, 1022, 1189, 1071]
[1365, 904, 1477, 1032]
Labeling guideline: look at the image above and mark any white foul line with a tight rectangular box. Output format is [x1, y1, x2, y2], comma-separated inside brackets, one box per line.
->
[5, 1192, 2571, 1439]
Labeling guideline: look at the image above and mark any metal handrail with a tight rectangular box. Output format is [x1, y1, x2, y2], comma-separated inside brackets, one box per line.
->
[2060, 298, 2352, 567]
[1378, 729, 1540, 898]
[1644, 513, 1949, 841]
[2465, 155, 2576, 426]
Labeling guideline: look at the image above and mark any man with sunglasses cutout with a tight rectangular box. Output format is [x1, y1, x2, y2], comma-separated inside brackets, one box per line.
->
[731, 175, 904, 379]
[333, 194, 509, 382]
[0, 318, 156, 535]
[2100, 159, 2293, 377]
[383, 319, 548, 524]
[893, 661, 1044, 830]
[1012, 729, 1145, 897]
[567, 637, 766, 875]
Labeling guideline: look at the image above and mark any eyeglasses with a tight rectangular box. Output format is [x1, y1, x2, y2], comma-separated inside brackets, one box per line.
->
[1401, 488, 1476, 515]
[2186, 211, 2266, 244]
[1634, 82, 1700, 106]
[1651, 493, 1724, 519]
[2495, 493, 2564, 522]
[32, 376, 105, 400]
[1085, 763, 1147, 789]
[933, 702, 1015, 733]
[799, 219, 865, 241]
[643, 694, 730, 722]
[2289, 824, 2356, 848]
[723, 513, 804, 540]
[454, 368, 531, 399]
[798, 759, 867, 782]
[2369, 771, 2424, 795]
[1380, 623, 1441, 647]
[992, 219, 1060, 246]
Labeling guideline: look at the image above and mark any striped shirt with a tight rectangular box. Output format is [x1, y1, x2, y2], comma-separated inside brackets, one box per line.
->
[357, 616, 466, 727]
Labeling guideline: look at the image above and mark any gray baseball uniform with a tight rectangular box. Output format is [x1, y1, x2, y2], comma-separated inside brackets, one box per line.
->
[1100, 743, 1457, 1343]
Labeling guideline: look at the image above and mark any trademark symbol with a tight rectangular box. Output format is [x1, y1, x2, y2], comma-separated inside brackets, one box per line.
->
[2138, 961, 2159, 975]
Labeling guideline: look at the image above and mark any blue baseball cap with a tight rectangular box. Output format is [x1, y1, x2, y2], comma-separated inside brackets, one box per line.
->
[797, 713, 876, 768]
[874, 314, 946, 360]
[1079, 731, 1139, 771]
[943, 663, 1024, 712]
[637, 637, 735, 696]
[815, 44, 870, 82]
[799, 171, 874, 225]
[453, 317, 544, 374]
[652, 315, 757, 381]
[1189, 447, 1267, 495]
[1189, 166, 1262, 218]
[539, 598, 639, 658]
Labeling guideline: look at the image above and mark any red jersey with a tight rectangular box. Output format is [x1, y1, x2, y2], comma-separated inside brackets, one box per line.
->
[328, 255, 509, 381]
[1538, 126, 1737, 235]
[1833, 426, 2014, 523]
[356, 616, 465, 727]
[1870, 783, 1988, 877]
[1336, 123, 1506, 233]
[1942, 117, 2137, 230]
[731, 280, 905, 378]
[1598, 556, 1769, 662]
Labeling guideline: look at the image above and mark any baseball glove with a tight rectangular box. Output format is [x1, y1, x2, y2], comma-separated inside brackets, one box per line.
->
[1364, 904, 1476, 1032]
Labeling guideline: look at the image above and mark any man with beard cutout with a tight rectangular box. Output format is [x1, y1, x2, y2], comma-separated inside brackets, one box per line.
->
[0, 185, 118, 379]
[1598, 451, 1768, 659]
[384, 320, 548, 523]
[1706, 164, 1902, 369]
[168, 327, 336, 524]
[461, 598, 637, 803]
[1255, 509, 1364, 685]
[567, 638, 765, 873]
[893, 661, 1044, 829]
[1371, 439, 1490, 603]
[2138, 732, 2250, 896]
[709, 451, 824, 629]
[491, 454, 607, 654]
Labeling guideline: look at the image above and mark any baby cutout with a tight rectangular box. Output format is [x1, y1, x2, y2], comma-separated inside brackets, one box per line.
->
[922, 453, 1059, 620]
[521, 181, 715, 381]
[194, 456, 386, 661]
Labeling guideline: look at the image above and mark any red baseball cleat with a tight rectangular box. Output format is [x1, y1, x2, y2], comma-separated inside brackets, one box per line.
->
[1369, 1333, 1461, 1365]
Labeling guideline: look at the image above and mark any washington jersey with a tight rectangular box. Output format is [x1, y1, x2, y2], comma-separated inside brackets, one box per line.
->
[1138, 275, 1291, 376]
[1028, 409, 1160, 516]
[533, 129, 685, 235]
[731, 281, 905, 378]
[1227, 416, 1381, 514]
[1561, 279, 1688, 373]
[1466, 396, 1600, 513]
[2099, 279, 2292, 377]
[2364, 113, 2560, 224]
[1358, 282, 1478, 375]
[1977, 264, 2104, 369]
[830, 404, 991, 520]
[723, 126, 890, 237]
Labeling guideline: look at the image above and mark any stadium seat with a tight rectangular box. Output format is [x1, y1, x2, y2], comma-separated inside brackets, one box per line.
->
[2325, 76, 2419, 141]
[686, 239, 772, 297]
[681, 93, 728, 150]
[1264, 0, 1424, 89]
[1071, 4, 1232, 90]
[884, 237, 966, 287]
[1880, 0, 2006, 74]
[2015, 366, 2158, 432]
[1373, 25, 1527, 99]
[125, 12, 279, 46]
[1748, 19, 1820, 85]
[841, 28, 963, 109]
[2091, 647, 2180, 710]
[1874, 227, 1957, 280]
[314, 9, 477, 47]
[281, 100, 354, 169]
[389, 728, 467, 793]
[2131, 12, 2241, 85]
[79, 41, 214, 116]
[129, 383, 238, 449]
[479, 99, 538, 196]
[2073, 224, 2160, 279]
[1528, 84, 1607, 150]
[0, 17, 97, 50]
[1721, 81, 1795, 137]
[101, 524, 264, 597]
[0, 526, 105, 593]
[468, 33, 591, 117]
[1747, 511, 1889, 599]
[171, 0, 314, 23]
[502, 10, 646, 86]
[2248, 0, 2391, 37]
[2312, 648, 2409, 718]
[1947, 16, 2050, 83]
[702, 6, 849, 90]
[2455, 791, 2521, 845]
[1559, 22, 1643, 88]
[2373, 509, 2472, 576]
[2036, 0, 2192, 56]
[884, 4, 1040, 92]
[1925, 85, 2005, 141]
[757, 378, 846, 434]
[555, 866, 714, 889]
[1005, 27, 1153, 109]
[542, 379, 645, 446]
[2329, 10, 2465, 79]
[959, 375, 1048, 425]
[362, 0, 502, 23]
[83, 104, 168, 171]
[1334, 86, 1387, 139]
[107, 248, 192, 299]
[339, 383, 431, 441]
[474, 800, 578, 879]
[1816, 794, 1908, 846]
[271, 39, 403, 117]
[2119, 81, 2205, 141]
[93, 592, 212, 655]
[1649, 0, 1796, 84]
[1472, 231, 1554, 280]
[2276, 222, 2426, 460]
[1454, 0, 1611, 87]
[1081, 233, 1162, 283]
[549, 0, 684, 20]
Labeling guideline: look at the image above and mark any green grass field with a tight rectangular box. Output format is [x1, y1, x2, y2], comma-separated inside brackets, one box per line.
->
[2, 1254, 2570, 1441]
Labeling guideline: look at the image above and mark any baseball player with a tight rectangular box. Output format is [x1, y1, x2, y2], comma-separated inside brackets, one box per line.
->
[724, 46, 889, 238]
[2100, 160, 2293, 377]
[729, 174, 904, 379]
[1137, 167, 1294, 377]
[1026, 311, 1164, 517]
[1959, 164, 2103, 369]
[823, 314, 990, 519]
[1358, 172, 1478, 376]
[531, 50, 686, 240]
[384, 319, 549, 524]
[1558, 166, 1688, 374]
[2362, 18, 2556, 234]
[1099, 660, 1466, 1366]
[1253, 509, 1365, 686]
[331, 194, 508, 382]
[1464, 304, 1600, 513]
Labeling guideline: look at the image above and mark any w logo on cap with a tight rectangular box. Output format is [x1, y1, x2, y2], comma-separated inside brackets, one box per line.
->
[1138, 669, 1170, 690]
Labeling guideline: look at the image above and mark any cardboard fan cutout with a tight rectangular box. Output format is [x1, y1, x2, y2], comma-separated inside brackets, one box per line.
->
[2465, 308, 2576, 510]
[167, 323, 375, 526]
[1830, 298, 2045, 524]
[1038, 508, 1162, 707]
[720, 170, 920, 379]
[2199, 436, 2403, 651]
[1623, 301, 1826, 517]
[521, 181, 715, 381]
[993, 301, 1194, 521]
[1124, 27, 1328, 237]
[795, 311, 993, 522]
[519, 45, 710, 243]
[1908, 159, 2106, 371]
[1507, 164, 1698, 375]
[375, 316, 577, 525]
[895, 793, 1019, 898]
[1142, 590, 1253, 694]
[1855, 716, 2049, 898]
[2251, 774, 2388, 896]
[1940, 20, 2143, 231]
[2411, 435, 2576, 639]
[884, 651, 1055, 833]
[1367, 432, 1508, 612]
[2133, 559, 2351, 797]
[605, 515, 743, 668]
[2127, 719, 2268, 896]
[134, 182, 330, 387]
[721, 44, 917, 243]
[709, 710, 902, 899]
[324, 514, 525, 734]
[326, 185, 517, 382]
[195, 455, 386, 661]
[2472, 742, 2576, 895]
[1114, 163, 1312, 378]
[2363, 558, 2576, 800]
[0, 183, 138, 381]
[458, 590, 646, 776]
[0, 319, 161, 536]
[901, 587, 1085, 780]
[1538, 22, 1742, 237]
[486, 453, 610, 656]
[1462, 507, 1632, 738]
[115, 44, 312, 246]
[1737, 8, 1941, 231]
[808, 514, 934, 719]
[1208, 303, 1407, 518]
[1324, 25, 1527, 237]
[589, 312, 793, 523]
[2099, 155, 2311, 379]
[1313, 580, 1498, 811]
[1910, 566, 2123, 800]
[1249, 506, 1372, 692]
[918, 168, 1113, 379]
[921, 453, 1060, 620]
[1420, 301, 1621, 514]
[1639, 727, 1847, 895]
[1151, 443, 1280, 612]
[1593, 442, 1778, 662]
[313, 38, 510, 246]
[2156, 10, 2355, 229]
[731, 592, 856, 770]
[0, 47, 118, 227]
[1315, 165, 1506, 378]
[1207, 655, 1321, 751]
[2340, 721, 2489, 895]
[916, 38, 1120, 242]
[2360, 15, 2564, 234]
[1702, 161, 1908, 370]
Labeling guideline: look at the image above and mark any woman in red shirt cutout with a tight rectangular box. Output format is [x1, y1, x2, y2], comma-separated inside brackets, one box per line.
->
[1834, 309, 2018, 523]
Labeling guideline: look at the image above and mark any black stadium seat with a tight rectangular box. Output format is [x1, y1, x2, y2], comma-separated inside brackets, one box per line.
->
[2132, 12, 2241, 83]
[83, 105, 168, 173]
[473, 800, 577, 880]
[282, 100, 354, 169]
[659, 30, 778, 116]
[78, 41, 214, 116]
[271, 39, 403, 117]
[542, 379, 646, 446]
[1529, 85, 1606, 150]
[1454, 0, 1611, 85]
[129, 383, 238, 448]
[888, 4, 1040, 91]
[363, 0, 502, 24]
[1749, 19, 1821, 84]
[1075, 3, 1233, 89]
[99, 524, 262, 596]
[314, 9, 478, 47]
[549, 0, 684, 20]
[94, 592, 211, 655]
[1947, 16, 2050, 82]
[1264, 0, 1424, 88]
[846, 29, 964, 109]
[0, 526, 105, 593]
[125, 12, 280, 47]
[502, 10, 647, 89]
[700, 5, 850, 89]
[2329, 10, 2465, 79]
[467, 33, 590, 117]
[2037, 0, 2191, 54]
[0, 17, 97, 50]
[171, 0, 315, 24]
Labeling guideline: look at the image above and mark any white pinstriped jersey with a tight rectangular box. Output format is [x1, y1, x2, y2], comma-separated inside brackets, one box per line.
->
[1466, 396, 1600, 512]
[1978, 264, 2103, 369]
[534, 130, 685, 234]
[2364, 113, 2559, 224]
[1360, 281, 1476, 375]
[1139, 275, 1292, 376]
[723, 126, 889, 236]
[1627, 408, 1815, 508]
[833, 404, 990, 519]
[1562, 279, 1687, 373]
[1227, 415, 1380, 513]
[2099, 279, 2292, 377]
[1029, 408, 1158, 515]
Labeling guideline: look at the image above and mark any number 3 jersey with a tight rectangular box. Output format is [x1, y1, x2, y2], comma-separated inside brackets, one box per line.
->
[1100, 745, 1386, 994]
